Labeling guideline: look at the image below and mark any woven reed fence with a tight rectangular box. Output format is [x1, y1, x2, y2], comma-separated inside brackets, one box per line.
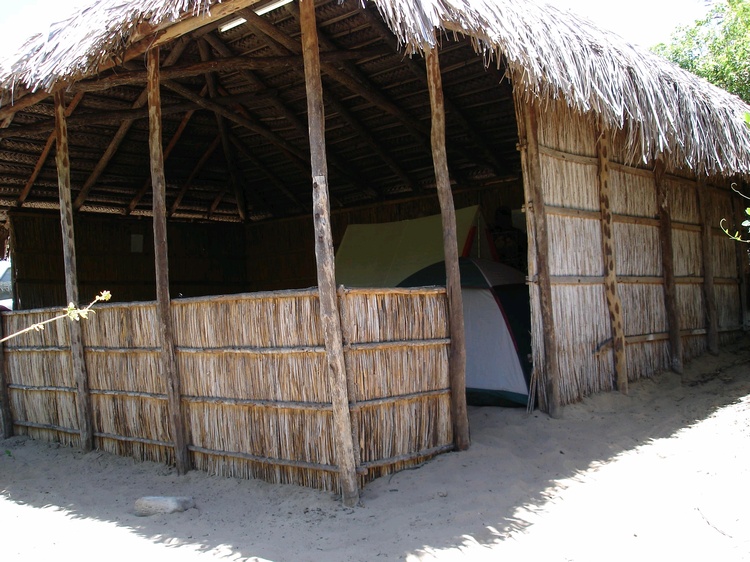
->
[1, 287, 452, 491]
[527, 98, 745, 406]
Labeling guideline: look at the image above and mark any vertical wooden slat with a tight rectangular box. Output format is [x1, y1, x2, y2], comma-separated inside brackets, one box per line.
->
[0, 315, 12, 439]
[299, 0, 359, 508]
[596, 126, 628, 392]
[425, 46, 470, 449]
[146, 47, 190, 474]
[514, 96, 561, 417]
[697, 180, 719, 354]
[654, 161, 683, 373]
[54, 90, 93, 451]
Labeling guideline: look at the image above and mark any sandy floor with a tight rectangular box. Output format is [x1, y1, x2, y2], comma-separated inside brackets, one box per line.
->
[2, 337, 750, 561]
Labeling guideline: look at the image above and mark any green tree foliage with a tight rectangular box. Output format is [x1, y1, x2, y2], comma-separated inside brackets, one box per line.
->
[653, 0, 750, 103]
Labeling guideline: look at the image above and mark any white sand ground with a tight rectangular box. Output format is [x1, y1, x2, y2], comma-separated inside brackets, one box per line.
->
[2, 337, 750, 561]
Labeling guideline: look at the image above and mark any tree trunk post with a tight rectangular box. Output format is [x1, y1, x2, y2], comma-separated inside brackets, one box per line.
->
[596, 125, 628, 392]
[147, 47, 190, 474]
[54, 89, 94, 451]
[299, 0, 359, 507]
[425, 46, 470, 449]
[514, 95, 562, 417]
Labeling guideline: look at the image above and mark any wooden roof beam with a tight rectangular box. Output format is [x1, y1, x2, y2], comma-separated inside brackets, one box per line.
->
[169, 135, 222, 217]
[72, 39, 189, 211]
[198, 39, 250, 221]
[243, 6, 431, 148]
[202, 31, 381, 200]
[230, 24, 416, 195]
[163, 79, 311, 166]
[17, 91, 85, 207]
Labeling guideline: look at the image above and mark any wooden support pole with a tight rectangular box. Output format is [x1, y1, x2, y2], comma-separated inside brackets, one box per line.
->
[53, 90, 94, 451]
[697, 180, 719, 354]
[654, 161, 683, 373]
[0, 316, 12, 439]
[299, 0, 359, 508]
[514, 96, 562, 417]
[146, 47, 190, 474]
[596, 126, 628, 392]
[425, 47, 470, 449]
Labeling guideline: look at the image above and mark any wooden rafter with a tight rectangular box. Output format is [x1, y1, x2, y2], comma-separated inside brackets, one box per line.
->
[169, 135, 222, 217]
[17, 91, 85, 207]
[198, 39, 248, 221]
[222, 25, 409, 195]
[203, 31, 380, 200]
[127, 92, 203, 215]
[73, 39, 189, 211]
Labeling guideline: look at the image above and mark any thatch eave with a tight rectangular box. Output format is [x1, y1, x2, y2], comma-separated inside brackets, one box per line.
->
[371, 0, 750, 177]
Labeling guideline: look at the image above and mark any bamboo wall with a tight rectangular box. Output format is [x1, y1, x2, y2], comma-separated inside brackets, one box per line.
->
[529, 98, 745, 405]
[1, 287, 452, 491]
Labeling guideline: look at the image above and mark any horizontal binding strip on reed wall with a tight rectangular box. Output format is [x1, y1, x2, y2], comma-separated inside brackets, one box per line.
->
[14, 420, 79, 434]
[547, 276, 741, 286]
[182, 395, 333, 411]
[188, 444, 340, 473]
[359, 444, 455, 470]
[544, 205, 706, 233]
[352, 388, 450, 410]
[94, 431, 174, 447]
[8, 384, 75, 392]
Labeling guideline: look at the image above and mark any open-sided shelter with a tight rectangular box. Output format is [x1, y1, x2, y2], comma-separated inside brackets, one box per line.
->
[0, 0, 748, 504]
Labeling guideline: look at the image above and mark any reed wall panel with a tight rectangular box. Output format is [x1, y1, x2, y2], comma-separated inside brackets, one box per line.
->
[92, 394, 171, 443]
[613, 223, 661, 276]
[703, 187, 734, 229]
[340, 289, 449, 343]
[676, 283, 705, 330]
[540, 155, 599, 210]
[625, 341, 670, 381]
[349, 345, 449, 402]
[620, 283, 668, 336]
[666, 179, 699, 224]
[95, 438, 173, 465]
[357, 394, 452, 465]
[187, 404, 336, 466]
[81, 304, 159, 348]
[547, 215, 602, 276]
[172, 293, 323, 348]
[179, 352, 330, 403]
[86, 351, 163, 394]
[716, 284, 742, 329]
[673, 230, 703, 277]
[10, 388, 78, 430]
[4, 350, 72, 387]
[537, 99, 597, 156]
[683, 335, 708, 362]
[610, 168, 657, 218]
[552, 284, 614, 403]
[713, 235, 740, 279]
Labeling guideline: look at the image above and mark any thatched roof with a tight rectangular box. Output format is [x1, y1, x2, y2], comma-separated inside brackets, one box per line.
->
[0, 0, 747, 222]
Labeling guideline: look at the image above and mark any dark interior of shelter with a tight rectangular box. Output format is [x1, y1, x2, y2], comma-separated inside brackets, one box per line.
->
[0, 1, 527, 309]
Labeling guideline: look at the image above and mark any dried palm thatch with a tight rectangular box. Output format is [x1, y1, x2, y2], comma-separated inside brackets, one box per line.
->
[1, 0, 749, 178]
[371, 0, 750, 175]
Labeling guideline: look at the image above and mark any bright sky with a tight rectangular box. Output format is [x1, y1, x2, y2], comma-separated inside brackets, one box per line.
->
[0, 0, 715, 59]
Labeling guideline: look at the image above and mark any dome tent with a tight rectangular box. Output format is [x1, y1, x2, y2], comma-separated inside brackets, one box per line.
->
[399, 257, 531, 407]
